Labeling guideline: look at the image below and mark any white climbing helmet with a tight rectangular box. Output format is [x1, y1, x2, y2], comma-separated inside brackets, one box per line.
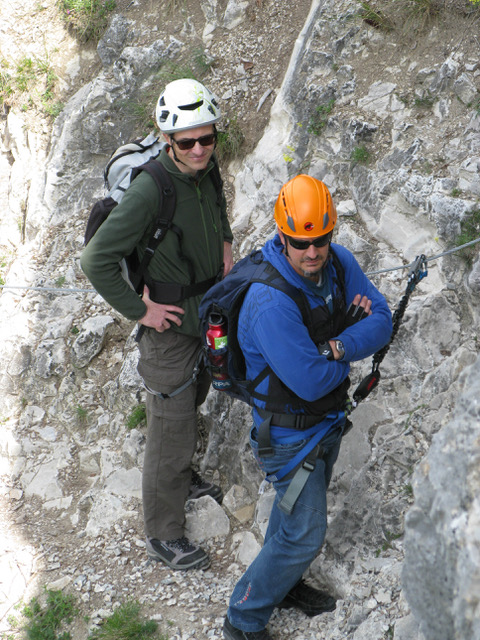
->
[156, 78, 221, 134]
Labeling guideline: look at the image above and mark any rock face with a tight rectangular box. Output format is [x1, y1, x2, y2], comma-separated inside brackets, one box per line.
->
[1, 0, 480, 638]
[402, 357, 480, 640]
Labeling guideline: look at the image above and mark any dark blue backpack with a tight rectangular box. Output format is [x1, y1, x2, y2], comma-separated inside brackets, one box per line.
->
[198, 249, 314, 405]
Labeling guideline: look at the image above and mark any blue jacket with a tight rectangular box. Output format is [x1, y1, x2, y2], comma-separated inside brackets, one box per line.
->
[238, 235, 392, 432]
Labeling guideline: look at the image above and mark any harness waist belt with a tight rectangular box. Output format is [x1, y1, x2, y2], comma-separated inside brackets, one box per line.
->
[256, 407, 328, 430]
[147, 275, 217, 304]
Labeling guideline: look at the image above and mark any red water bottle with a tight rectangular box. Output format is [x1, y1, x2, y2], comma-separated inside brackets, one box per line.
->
[206, 313, 231, 390]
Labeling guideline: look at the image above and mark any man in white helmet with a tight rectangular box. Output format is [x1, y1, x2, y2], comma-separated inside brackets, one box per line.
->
[81, 78, 234, 570]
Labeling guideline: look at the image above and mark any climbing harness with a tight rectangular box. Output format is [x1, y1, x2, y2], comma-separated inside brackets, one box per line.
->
[142, 348, 204, 400]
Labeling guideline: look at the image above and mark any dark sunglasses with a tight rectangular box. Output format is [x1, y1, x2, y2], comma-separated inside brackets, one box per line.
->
[285, 232, 332, 250]
[171, 133, 217, 151]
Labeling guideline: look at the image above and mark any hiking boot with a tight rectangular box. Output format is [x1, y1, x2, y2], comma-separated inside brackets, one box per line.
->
[146, 536, 210, 570]
[277, 579, 336, 617]
[223, 617, 273, 640]
[189, 469, 223, 504]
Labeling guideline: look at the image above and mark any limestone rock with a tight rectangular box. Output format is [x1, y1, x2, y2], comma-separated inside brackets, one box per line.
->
[402, 358, 480, 640]
[185, 496, 230, 542]
[71, 315, 115, 368]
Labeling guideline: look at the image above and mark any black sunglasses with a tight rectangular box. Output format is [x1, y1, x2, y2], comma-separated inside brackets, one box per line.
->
[285, 232, 332, 250]
[171, 133, 217, 151]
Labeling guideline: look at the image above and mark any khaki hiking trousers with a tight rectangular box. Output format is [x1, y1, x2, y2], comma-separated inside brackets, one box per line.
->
[137, 327, 210, 541]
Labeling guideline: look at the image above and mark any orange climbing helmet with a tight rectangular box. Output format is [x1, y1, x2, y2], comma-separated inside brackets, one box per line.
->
[274, 174, 337, 238]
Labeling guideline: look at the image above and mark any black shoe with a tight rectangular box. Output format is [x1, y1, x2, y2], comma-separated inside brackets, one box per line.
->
[146, 536, 210, 570]
[223, 617, 273, 640]
[189, 469, 223, 503]
[277, 579, 336, 617]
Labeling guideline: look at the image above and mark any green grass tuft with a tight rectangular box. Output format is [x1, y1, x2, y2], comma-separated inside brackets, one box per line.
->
[350, 145, 371, 165]
[88, 601, 165, 640]
[307, 99, 335, 136]
[216, 115, 244, 161]
[126, 404, 146, 429]
[58, 0, 116, 43]
[456, 209, 480, 265]
[359, 1, 393, 30]
[21, 588, 78, 640]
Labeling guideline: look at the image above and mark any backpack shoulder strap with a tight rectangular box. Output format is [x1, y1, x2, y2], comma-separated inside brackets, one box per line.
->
[210, 153, 224, 207]
[256, 257, 312, 328]
[128, 158, 177, 291]
[329, 245, 347, 303]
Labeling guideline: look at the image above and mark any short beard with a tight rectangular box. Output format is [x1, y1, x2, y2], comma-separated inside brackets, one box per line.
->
[301, 266, 323, 281]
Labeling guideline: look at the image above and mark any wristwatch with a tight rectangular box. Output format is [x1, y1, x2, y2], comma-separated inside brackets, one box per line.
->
[335, 340, 345, 360]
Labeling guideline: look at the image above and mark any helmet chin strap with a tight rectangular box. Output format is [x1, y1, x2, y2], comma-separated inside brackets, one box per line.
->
[167, 140, 188, 167]
[168, 125, 218, 168]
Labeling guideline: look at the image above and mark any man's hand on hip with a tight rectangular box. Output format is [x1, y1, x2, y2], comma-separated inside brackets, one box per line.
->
[139, 285, 184, 333]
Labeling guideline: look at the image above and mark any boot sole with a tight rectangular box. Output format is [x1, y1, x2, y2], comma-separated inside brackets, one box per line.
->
[147, 550, 211, 570]
[276, 600, 336, 616]
[188, 489, 224, 504]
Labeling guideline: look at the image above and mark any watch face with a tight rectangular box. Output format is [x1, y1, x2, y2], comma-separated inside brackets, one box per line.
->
[336, 340, 345, 355]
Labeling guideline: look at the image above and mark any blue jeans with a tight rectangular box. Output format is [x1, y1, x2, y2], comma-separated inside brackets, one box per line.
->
[227, 420, 344, 632]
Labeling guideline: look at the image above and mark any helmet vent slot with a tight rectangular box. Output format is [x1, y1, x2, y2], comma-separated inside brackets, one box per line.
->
[179, 100, 204, 111]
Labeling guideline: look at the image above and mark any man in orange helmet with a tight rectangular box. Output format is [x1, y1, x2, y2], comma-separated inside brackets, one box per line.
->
[223, 175, 392, 640]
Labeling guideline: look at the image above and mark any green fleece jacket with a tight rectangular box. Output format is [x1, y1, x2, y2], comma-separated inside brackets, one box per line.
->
[81, 148, 233, 337]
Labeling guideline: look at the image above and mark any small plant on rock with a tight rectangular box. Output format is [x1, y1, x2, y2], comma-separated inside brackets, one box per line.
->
[0, 66, 13, 104]
[155, 61, 196, 89]
[456, 208, 480, 265]
[127, 404, 147, 429]
[21, 588, 78, 640]
[58, 0, 116, 43]
[88, 601, 166, 640]
[350, 145, 371, 165]
[0, 54, 63, 119]
[406, 0, 439, 23]
[359, 1, 393, 30]
[15, 57, 37, 93]
[307, 99, 335, 136]
[193, 47, 216, 75]
[76, 405, 88, 424]
[414, 93, 435, 109]
[375, 530, 402, 557]
[216, 115, 244, 161]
